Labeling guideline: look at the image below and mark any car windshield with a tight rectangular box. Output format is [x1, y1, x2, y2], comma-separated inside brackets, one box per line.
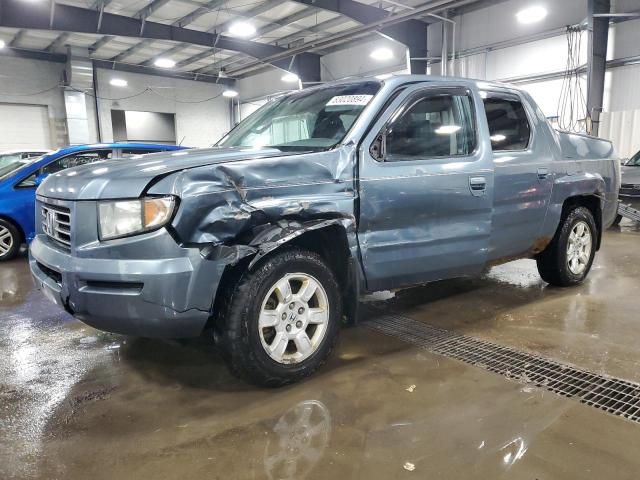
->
[217, 81, 381, 151]
[626, 150, 640, 166]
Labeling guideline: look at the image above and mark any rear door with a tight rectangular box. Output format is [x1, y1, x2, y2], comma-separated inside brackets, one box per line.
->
[358, 83, 494, 291]
[481, 90, 554, 261]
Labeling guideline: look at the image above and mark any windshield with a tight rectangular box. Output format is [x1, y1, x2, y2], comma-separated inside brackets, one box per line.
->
[218, 81, 381, 151]
[627, 150, 640, 166]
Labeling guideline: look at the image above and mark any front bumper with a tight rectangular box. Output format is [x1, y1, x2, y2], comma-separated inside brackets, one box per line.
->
[29, 229, 223, 338]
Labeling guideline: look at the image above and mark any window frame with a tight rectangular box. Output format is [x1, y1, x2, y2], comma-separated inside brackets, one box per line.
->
[481, 90, 534, 153]
[371, 86, 479, 163]
[13, 149, 113, 189]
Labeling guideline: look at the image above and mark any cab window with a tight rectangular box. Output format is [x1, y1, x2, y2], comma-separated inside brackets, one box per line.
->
[384, 91, 476, 161]
[482, 95, 531, 151]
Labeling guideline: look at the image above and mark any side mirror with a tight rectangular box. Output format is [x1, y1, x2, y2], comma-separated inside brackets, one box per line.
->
[33, 172, 49, 187]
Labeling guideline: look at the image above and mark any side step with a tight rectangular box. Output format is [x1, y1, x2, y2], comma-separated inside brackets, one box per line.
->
[619, 202, 640, 222]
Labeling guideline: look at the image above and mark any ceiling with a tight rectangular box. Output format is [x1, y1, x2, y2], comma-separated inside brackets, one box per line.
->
[0, 0, 481, 79]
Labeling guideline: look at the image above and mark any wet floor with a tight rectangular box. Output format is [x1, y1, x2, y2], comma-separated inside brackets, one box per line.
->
[1, 221, 640, 479]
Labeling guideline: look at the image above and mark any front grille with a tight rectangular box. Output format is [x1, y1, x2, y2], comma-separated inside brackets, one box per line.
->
[366, 313, 640, 424]
[41, 202, 72, 250]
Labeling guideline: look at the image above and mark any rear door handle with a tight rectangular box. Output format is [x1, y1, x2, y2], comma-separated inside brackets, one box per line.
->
[469, 176, 487, 196]
[537, 167, 550, 180]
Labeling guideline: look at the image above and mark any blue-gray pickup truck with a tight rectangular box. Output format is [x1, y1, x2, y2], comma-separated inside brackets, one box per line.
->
[30, 76, 620, 386]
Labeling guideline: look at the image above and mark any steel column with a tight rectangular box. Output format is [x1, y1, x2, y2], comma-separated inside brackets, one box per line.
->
[586, 0, 610, 136]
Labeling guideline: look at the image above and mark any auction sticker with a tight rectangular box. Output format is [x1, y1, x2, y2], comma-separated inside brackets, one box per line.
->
[326, 95, 373, 106]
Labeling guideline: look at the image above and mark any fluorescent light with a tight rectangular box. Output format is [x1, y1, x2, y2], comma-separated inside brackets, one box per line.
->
[228, 22, 256, 37]
[490, 134, 507, 142]
[516, 6, 548, 24]
[435, 125, 462, 135]
[223, 89, 239, 98]
[109, 78, 128, 87]
[281, 72, 299, 83]
[0, 40, 5, 49]
[370, 47, 394, 61]
[375, 73, 393, 80]
[154, 58, 176, 69]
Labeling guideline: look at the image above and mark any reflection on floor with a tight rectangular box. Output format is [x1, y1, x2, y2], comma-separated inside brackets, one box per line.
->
[1, 222, 639, 479]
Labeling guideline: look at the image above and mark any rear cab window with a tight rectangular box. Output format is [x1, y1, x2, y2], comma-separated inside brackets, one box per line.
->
[482, 93, 532, 151]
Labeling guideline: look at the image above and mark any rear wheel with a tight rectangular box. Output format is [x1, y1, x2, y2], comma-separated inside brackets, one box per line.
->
[536, 206, 597, 287]
[0, 220, 21, 261]
[217, 248, 341, 387]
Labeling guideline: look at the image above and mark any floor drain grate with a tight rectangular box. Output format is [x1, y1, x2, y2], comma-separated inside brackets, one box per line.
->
[366, 313, 640, 423]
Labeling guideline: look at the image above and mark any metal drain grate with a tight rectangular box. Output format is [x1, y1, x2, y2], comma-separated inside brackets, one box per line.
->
[366, 314, 640, 423]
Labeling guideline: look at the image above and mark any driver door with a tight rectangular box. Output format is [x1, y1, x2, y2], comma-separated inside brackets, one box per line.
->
[358, 83, 494, 291]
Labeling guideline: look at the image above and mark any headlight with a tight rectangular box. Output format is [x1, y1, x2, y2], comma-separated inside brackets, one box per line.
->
[98, 196, 176, 241]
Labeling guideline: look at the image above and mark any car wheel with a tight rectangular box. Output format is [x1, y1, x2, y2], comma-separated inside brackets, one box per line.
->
[217, 247, 342, 387]
[0, 219, 21, 261]
[536, 206, 597, 287]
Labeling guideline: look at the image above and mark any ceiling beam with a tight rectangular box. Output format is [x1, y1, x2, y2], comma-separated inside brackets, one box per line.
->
[90, 34, 114, 52]
[290, 0, 429, 73]
[174, 0, 227, 28]
[145, 0, 286, 70]
[0, 0, 321, 79]
[135, 0, 172, 19]
[205, 15, 350, 74]
[8, 28, 26, 47]
[45, 32, 70, 52]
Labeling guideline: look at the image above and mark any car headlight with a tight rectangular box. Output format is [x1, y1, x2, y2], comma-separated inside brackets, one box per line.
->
[98, 196, 176, 241]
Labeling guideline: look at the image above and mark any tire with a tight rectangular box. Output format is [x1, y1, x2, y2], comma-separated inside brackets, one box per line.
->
[0, 219, 21, 261]
[216, 247, 342, 387]
[536, 206, 597, 287]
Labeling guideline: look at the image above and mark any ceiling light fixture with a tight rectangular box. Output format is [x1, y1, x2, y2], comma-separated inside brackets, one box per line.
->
[223, 89, 239, 98]
[0, 40, 5, 49]
[228, 22, 256, 37]
[109, 78, 128, 87]
[516, 5, 548, 24]
[370, 47, 394, 61]
[281, 72, 299, 83]
[154, 58, 176, 69]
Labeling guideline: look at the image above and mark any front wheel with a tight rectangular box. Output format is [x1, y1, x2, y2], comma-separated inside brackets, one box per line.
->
[536, 206, 597, 287]
[0, 219, 21, 261]
[217, 248, 342, 387]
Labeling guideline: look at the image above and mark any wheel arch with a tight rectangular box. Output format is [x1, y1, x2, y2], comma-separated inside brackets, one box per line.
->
[561, 194, 603, 250]
[208, 219, 361, 334]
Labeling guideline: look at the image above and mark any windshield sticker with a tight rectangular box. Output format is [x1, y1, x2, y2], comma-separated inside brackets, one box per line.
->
[326, 95, 373, 107]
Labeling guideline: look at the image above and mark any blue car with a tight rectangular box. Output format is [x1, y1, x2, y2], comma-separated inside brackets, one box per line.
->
[0, 143, 185, 260]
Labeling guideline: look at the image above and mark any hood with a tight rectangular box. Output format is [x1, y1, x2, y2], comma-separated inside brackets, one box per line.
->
[621, 165, 640, 184]
[37, 147, 296, 200]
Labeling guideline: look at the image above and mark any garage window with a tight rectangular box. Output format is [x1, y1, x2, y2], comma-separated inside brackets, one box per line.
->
[483, 95, 531, 151]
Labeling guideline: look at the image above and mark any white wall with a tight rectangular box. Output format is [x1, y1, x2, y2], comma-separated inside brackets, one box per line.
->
[0, 56, 69, 149]
[95, 69, 231, 147]
[320, 38, 408, 81]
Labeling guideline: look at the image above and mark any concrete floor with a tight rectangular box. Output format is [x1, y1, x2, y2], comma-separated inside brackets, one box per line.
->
[1, 221, 640, 480]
